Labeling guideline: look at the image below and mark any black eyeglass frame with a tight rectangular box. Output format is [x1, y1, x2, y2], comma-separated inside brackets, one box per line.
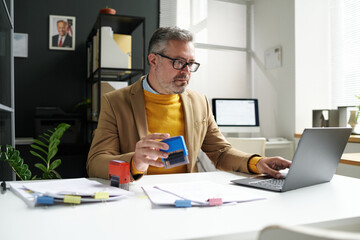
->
[154, 52, 200, 72]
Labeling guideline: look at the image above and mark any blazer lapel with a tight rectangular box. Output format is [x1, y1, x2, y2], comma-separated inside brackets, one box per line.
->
[181, 91, 195, 172]
[130, 77, 148, 139]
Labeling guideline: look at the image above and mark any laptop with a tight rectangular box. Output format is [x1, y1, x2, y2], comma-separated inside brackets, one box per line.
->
[231, 127, 352, 192]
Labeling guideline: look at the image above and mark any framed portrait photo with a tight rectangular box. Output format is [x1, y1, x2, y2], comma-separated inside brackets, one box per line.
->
[49, 15, 75, 51]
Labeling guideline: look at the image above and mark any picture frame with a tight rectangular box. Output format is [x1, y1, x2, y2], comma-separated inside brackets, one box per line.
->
[49, 15, 75, 51]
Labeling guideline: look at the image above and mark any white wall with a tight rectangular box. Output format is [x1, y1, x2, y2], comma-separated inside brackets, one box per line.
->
[252, 0, 296, 139]
[189, 0, 331, 140]
[252, 0, 331, 139]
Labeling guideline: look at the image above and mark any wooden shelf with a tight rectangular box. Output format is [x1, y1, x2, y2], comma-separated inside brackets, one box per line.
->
[341, 153, 360, 166]
[294, 133, 360, 143]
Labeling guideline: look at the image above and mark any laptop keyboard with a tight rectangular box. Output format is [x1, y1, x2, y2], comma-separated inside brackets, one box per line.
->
[249, 178, 285, 190]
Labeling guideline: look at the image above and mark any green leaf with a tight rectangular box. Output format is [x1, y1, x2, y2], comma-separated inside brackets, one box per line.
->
[30, 150, 47, 164]
[39, 135, 50, 143]
[44, 132, 51, 138]
[50, 169, 62, 179]
[49, 159, 61, 170]
[33, 139, 48, 148]
[34, 163, 47, 173]
[30, 144, 47, 155]
[47, 147, 58, 162]
[49, 139, 60, 151]
[3, 145, 32, 181]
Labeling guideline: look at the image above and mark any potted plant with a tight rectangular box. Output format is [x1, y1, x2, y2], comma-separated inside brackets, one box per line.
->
[0, 123, 71, 180]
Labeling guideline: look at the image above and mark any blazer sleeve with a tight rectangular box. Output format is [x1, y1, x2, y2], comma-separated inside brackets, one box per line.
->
[200, 96, 258, 173]
[86, 94, 138, 181]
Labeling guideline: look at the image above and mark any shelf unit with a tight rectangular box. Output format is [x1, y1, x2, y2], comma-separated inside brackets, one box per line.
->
[86, 13, 145, 142]
[0, 0, 15, 180]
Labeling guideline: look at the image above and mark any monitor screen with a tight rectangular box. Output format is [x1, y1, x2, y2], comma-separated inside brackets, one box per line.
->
[212, 98, 259, 129]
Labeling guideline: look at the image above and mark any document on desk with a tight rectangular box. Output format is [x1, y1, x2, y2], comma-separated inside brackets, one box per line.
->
[142, 181, 266, 207]
[9, 178, 134, 207]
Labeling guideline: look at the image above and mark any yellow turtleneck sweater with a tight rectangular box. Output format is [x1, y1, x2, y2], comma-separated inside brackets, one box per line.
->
[131, 90, 262, 175]
[135, 90, 188, 174]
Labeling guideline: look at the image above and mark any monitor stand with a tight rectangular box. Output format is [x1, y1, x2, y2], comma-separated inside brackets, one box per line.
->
[219, 127, 261, 138]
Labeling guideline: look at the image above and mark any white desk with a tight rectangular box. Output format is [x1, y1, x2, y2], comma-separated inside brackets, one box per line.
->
[1, 171, 360, 240]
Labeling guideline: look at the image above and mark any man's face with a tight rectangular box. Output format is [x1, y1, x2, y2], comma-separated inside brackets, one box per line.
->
[57, 22, 67, 36]
[150, 40, 196, 94]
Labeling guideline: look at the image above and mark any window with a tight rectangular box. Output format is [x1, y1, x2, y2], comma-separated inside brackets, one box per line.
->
[331, 0, 360, 108]
[160, 0, 251, 100]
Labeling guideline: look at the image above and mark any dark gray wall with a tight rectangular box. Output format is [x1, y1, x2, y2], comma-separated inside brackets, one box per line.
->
[14, 0, 159, 137]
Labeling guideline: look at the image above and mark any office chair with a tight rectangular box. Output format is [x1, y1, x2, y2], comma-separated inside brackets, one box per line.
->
[258, 225, 360, 240]
[197, 137, 267, 172]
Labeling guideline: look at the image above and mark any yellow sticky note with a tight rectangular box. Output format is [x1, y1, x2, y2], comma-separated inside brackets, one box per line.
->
[64, 195, 81, 204]
[94, 192, 109, 199]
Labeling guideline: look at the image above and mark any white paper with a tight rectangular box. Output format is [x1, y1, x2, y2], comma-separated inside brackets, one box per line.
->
[22, 178, 133, 197]
[10, 178, 133, 207]
[142, 181, 266, 207]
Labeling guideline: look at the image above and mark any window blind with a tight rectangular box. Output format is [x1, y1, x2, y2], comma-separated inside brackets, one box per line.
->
[331, 0, 360, 107]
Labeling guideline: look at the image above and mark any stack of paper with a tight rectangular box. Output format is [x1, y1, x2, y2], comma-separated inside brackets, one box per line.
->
[9, 178, 133, 207]
[142, 181, 266, 207]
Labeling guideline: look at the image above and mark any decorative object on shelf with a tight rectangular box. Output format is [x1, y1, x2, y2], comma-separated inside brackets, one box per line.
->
[99, 6, 116, 15]
[349, 95, 360, 134]
[348, 110, 357, 133]
[86, 14, 145, 126]
[355, 95, 360, 123]
[49, 15, 76, 51]
[92, 26, 131, 72]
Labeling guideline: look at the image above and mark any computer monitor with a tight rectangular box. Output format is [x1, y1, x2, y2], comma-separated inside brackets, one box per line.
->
[212, 98, 260, 133]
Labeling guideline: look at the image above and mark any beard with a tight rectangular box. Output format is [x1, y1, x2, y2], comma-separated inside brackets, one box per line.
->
[171, 73, 189, 93]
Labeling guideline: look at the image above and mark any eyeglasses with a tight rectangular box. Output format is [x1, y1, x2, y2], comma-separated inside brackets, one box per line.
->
[155, 53, 200, 72]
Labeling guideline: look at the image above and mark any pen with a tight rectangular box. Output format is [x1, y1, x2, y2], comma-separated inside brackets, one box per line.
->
[1, 181, 7, 194]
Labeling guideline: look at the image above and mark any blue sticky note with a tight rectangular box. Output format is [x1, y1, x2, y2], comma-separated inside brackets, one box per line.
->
[36, 196, 54, 205]
[175, 200, 191, 208]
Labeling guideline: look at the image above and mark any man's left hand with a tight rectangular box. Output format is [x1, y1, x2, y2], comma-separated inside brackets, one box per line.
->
[256, 157, 291, 178]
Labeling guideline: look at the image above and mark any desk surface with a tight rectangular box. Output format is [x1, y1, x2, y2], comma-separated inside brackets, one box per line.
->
[1, 172, 360, 240]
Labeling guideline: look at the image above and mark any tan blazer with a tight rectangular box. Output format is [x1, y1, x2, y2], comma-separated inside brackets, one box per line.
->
[87, 76, 256, 180]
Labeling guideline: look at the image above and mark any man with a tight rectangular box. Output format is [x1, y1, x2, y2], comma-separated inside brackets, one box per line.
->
[52, 20, 72, 48]
[87, 27, 291, 181]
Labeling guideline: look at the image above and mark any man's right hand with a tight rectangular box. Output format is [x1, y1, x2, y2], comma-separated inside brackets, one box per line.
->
[132, 133, 170, 172]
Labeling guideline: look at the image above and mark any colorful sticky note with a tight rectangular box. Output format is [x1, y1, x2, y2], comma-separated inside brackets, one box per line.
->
[64, 195, 81, 204]
[175, 200, 192, 208]
[94, 192, 109, 199]
[36, 196, 54, 205]
[208, 198, 223, 206]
